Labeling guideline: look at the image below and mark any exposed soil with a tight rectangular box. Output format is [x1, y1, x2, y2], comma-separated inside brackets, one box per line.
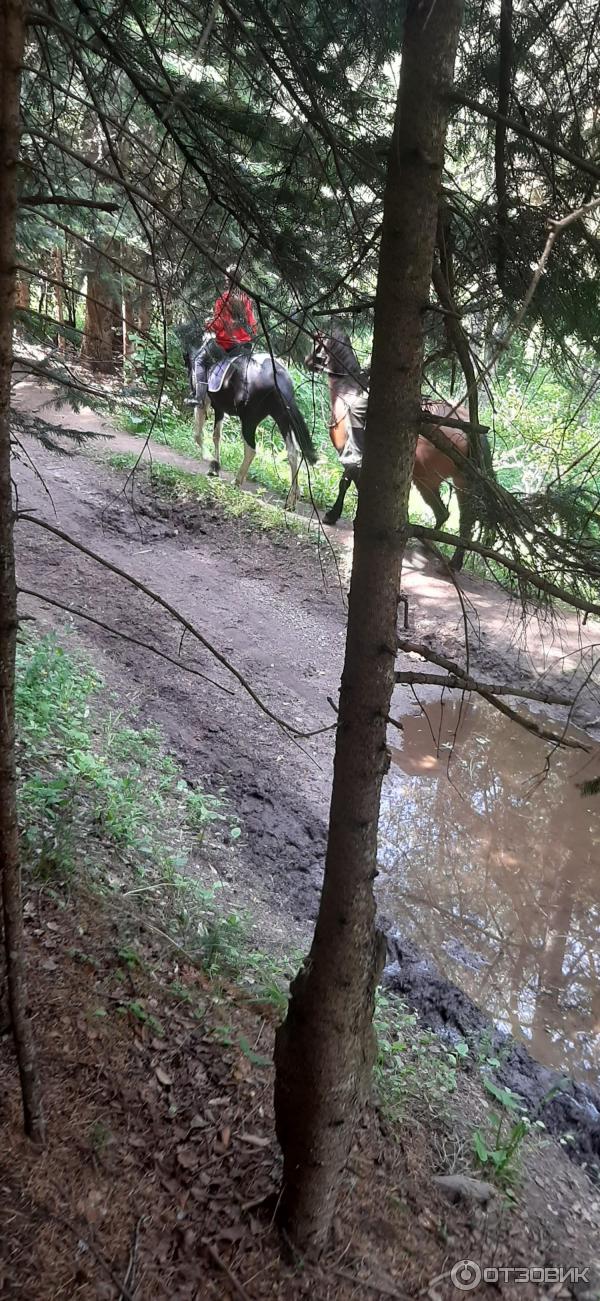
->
[4, 374, 600, 1296]
[3, 889, 600, 1301]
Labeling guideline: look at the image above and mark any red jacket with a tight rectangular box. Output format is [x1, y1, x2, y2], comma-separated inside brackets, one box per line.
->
[205, 290, 257, 350]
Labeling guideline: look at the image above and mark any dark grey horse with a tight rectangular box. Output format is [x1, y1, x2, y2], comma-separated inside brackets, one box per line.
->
[184, 334, 317, 509]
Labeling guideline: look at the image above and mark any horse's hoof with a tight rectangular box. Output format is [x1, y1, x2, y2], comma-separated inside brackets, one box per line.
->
[208, 461, 220, 477]
[323, 512, 338, 527]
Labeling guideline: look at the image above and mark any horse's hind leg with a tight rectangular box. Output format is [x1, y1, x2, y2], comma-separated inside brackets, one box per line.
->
[449, 482, 474, 572]
[209, 415, 224, 476]
[324, 471, 353, 526]
[285, 439, 300, 511]
[414, 480, 450, 530]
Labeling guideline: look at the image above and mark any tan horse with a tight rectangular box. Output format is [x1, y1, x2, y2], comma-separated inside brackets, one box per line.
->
[305, 326, 475, 569]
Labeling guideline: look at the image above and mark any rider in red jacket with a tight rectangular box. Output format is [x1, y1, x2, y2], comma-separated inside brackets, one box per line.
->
[193, 266, 257, 408]
[205, 277, 257, 350]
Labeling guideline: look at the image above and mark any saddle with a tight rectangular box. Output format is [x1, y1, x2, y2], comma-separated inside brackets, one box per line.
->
[208, 356, 236, 393]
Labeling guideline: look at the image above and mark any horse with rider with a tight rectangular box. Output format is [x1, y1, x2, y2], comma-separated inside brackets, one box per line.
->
[182, 266, 317, 508]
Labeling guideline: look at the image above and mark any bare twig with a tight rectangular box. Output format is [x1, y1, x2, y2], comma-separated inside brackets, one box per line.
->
[20, 194, 119, 211]
[409, 523, 600, 620]
[395, 668, 575, 707]
[202, 1238, 252, 1301]
[17, 586, 234, 695]
[448, 89, 600, 182]
[120, 1215, 143, 1300]
[396, 638, 592, 751]
[333, 1267, 411, 1299]
[396, 638, 576, 706]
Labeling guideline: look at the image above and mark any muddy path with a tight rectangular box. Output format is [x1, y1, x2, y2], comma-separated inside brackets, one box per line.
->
[12, 373, 600, 927]
[11, 375, 600, 1164]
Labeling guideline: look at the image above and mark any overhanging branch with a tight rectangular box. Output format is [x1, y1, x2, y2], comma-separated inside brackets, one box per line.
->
[409, 523, 600, 619]
[448, 89, 600, 182]
[395, 638, 592, 752]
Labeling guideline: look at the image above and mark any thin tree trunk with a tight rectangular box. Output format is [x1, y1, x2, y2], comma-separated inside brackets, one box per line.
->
[52, 246, 66, 353]
[274, 0, 464, 1254]
[0, 0, 45, 1142]
[14, 276, 30, 310]
[121, 277, 134, 375]
[136, 281, 152, 337]
[495, 0, 513, 290]
[80, 243, 119, 372]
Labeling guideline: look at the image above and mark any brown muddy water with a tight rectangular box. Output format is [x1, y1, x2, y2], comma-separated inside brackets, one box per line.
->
[378, 697, 600, 1085]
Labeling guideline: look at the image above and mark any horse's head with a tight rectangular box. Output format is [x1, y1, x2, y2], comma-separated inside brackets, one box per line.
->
[304, 332, 330, 373]
[305, 327, 364, 385]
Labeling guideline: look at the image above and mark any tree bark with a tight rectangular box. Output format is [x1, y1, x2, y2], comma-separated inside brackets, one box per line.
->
[121, 282, 134, 372]
[0, 0, 45, 1142]
[274, 0, 464, 1254]
[495, 0, 513, 290]
[136, 280, 152, 337]
[51, 246, 66, 353]
[80, 242, 119, 371]
[14, 276, 30, 310]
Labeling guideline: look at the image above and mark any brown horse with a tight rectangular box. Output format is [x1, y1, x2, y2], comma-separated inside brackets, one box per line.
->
[305, 325, 477, 569]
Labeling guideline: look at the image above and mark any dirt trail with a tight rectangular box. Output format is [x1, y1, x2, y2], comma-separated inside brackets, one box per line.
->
[12, 376, 600, 935]
[10, 374, 600, 1171]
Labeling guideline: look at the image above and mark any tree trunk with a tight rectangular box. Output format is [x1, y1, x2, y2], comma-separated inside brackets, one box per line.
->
[14, 276, 30, 310]
[80, 243, 119, 372]
[0, 0, 45, 1142]
[52, 246, 66, 353]
[136, 280, 152, 337]
[274, 0, 464, 1254]
[121, 280, 134, 373]
[495, 0, 513, 291]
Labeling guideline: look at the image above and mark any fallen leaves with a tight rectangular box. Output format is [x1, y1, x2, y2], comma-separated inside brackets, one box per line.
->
[155, 1066, 173, 1088]
[237, 1132, 270, 1148]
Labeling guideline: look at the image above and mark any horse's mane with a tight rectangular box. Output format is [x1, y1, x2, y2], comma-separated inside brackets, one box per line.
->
[327, 321, 363, 382]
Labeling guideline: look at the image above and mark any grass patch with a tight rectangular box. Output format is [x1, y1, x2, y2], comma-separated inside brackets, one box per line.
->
[375, 992, 468, 1123]
[16, 629, 244, 944]
[107, 453, 318, 539]
[15, 628, 300, 1011]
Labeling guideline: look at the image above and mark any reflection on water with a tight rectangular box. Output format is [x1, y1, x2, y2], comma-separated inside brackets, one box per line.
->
[378, 697, 600, 1083]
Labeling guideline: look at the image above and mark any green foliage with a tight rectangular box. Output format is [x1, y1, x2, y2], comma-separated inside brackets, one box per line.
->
[197, 912, 248, 974]
[15, 630, 231, 883]
[117, 1000, 164, 1036]
[483, 344, 600, 522]
[185, 785, 241, 843]
[471, 1076, 546, 1190]
[127, 327, 189, 406]
[373, 993, 465, 1123]
[14, 629, 297, 1012]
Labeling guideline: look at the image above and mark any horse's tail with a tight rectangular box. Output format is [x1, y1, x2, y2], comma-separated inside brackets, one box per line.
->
[267, 362, 318, 464]
[287, 400, 318, 465]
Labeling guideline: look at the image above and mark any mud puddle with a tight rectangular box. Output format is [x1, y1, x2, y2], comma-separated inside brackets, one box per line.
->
[378, 696, 600, 1085]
